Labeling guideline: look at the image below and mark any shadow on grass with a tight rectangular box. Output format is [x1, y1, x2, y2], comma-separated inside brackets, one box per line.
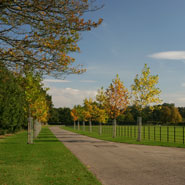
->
[35, 139, 59, 142]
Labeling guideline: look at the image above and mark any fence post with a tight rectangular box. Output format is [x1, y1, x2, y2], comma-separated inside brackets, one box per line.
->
[28, 116, 33, 144]
[183, 127, 184, 144]
[83, 121, 85, 131]
[99, 122, 102, 135]
[167, 126, 169, 142]
[160, 126, 161, 142]
[143, 126, 145, 140]
[78, 120, 80, 130]
[89, 119, 92, 132]
[174, 126, 176, 143]
[134, 126, 136, 138]
[113, 119, 117, 138]
[148, 126, 150, 140]
[137, 117, 142, 142]
[33, 119, 39, 139]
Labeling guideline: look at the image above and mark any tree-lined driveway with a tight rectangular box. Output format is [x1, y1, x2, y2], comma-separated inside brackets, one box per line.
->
[50, 126, 185, 185]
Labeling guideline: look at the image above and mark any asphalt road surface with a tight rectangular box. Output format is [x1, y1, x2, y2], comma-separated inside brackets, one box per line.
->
[50, 126, 185, 185]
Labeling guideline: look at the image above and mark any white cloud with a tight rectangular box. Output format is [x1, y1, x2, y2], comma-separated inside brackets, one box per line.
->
[47, 87, 97, 108]
[149, 51, 185, 60]
[43, 79, 71, 83]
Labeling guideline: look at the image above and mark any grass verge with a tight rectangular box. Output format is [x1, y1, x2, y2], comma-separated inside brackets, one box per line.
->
[63, 126, 185, 148]
[0, 127, 102, 185]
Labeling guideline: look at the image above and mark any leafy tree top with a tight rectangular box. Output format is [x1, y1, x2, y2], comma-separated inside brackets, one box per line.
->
[71, 108, 78, 121]
[0, 0, 103, 76]
[105, 74, 129, 119]
[74, 105, 85, 121]
[131, 64, 162, 112]
[96, 86, 106, 109]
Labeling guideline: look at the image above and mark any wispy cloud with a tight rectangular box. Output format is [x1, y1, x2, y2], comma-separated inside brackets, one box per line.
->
[80, 80, 96, 83]
[161, 92, 185, 107]
[149, 51, 185, 60]
[43, 79, 71, 83]
[181, 83, 185, 87]
[47, 87, 97, 108]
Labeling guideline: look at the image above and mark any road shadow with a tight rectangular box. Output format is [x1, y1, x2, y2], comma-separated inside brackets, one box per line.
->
[62, 139, 107, 144]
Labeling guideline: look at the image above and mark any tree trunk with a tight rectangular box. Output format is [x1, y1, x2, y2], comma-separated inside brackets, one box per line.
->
[89, 119, 92, 132]
[74, 120, 76, 130]
[33, 119, 37, 139]
[99, 122, 102, 135]
[78, 120, 80, 130]
[137, 116, 142, 141]
[113, 118, 117, 138]
[33, 120, 41, 139]
[28, 116, 33, 144]
[83, 120, 85, 131]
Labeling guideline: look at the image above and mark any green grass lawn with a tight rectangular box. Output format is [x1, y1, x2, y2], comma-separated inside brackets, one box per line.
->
[63, 125, 185, 148]
[0, 127, 102, 185]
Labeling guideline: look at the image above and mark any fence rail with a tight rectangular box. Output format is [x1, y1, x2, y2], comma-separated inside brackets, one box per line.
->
[69, 125, 185, 145]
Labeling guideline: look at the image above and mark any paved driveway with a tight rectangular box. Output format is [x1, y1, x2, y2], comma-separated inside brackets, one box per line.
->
[50, 126, 185, 185]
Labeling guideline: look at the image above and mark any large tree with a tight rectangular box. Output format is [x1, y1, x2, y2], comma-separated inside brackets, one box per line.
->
[83, 98, 95, 132]
[96, 87, 108, 135]
[131, 64, 162, 112]
[105, 74, 129, 138]
[71, 107, 78, 129]
[131, 64, 162, 141]
[0, 0, 103, 76]
[0, 63, 27, 134]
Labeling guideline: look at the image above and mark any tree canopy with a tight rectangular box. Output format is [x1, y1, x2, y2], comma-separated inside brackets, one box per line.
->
[105, 74, 129, 120]
[0, 63, 27, 133]
[131, 64, 162, 112]
[0, 0, 103, 76]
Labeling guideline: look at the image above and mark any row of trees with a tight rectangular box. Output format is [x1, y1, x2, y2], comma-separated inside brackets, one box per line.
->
[0, 0, 103, 143]
[70, 64, 162, 137]
[0, 62, 51, 137]
[68, 64, 184, 138]
[48, 103, 184, 126]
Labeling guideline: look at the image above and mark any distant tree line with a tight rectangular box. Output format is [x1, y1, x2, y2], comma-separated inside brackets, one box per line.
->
[48, 103, 184, 126]
[48, 64, 184, 127]
[48, 107, 73, 125]
[117, 103, 183, 125]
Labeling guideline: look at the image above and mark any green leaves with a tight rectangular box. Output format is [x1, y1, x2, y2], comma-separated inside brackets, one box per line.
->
[131, 64, 162, 112]
[21, 71, 50, 123]
[0, 63, 27, 132]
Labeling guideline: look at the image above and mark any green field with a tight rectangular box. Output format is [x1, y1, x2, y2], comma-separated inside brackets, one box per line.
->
[0, 127, 101, 185]
[64, 125, 185, 148]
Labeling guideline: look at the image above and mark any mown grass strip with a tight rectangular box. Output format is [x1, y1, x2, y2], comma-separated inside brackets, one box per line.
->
[63, 126, 185, 148]
[0, 127, 102, 185]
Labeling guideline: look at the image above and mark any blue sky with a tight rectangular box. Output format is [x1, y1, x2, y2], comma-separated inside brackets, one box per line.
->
[44, 0, 185, 108]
